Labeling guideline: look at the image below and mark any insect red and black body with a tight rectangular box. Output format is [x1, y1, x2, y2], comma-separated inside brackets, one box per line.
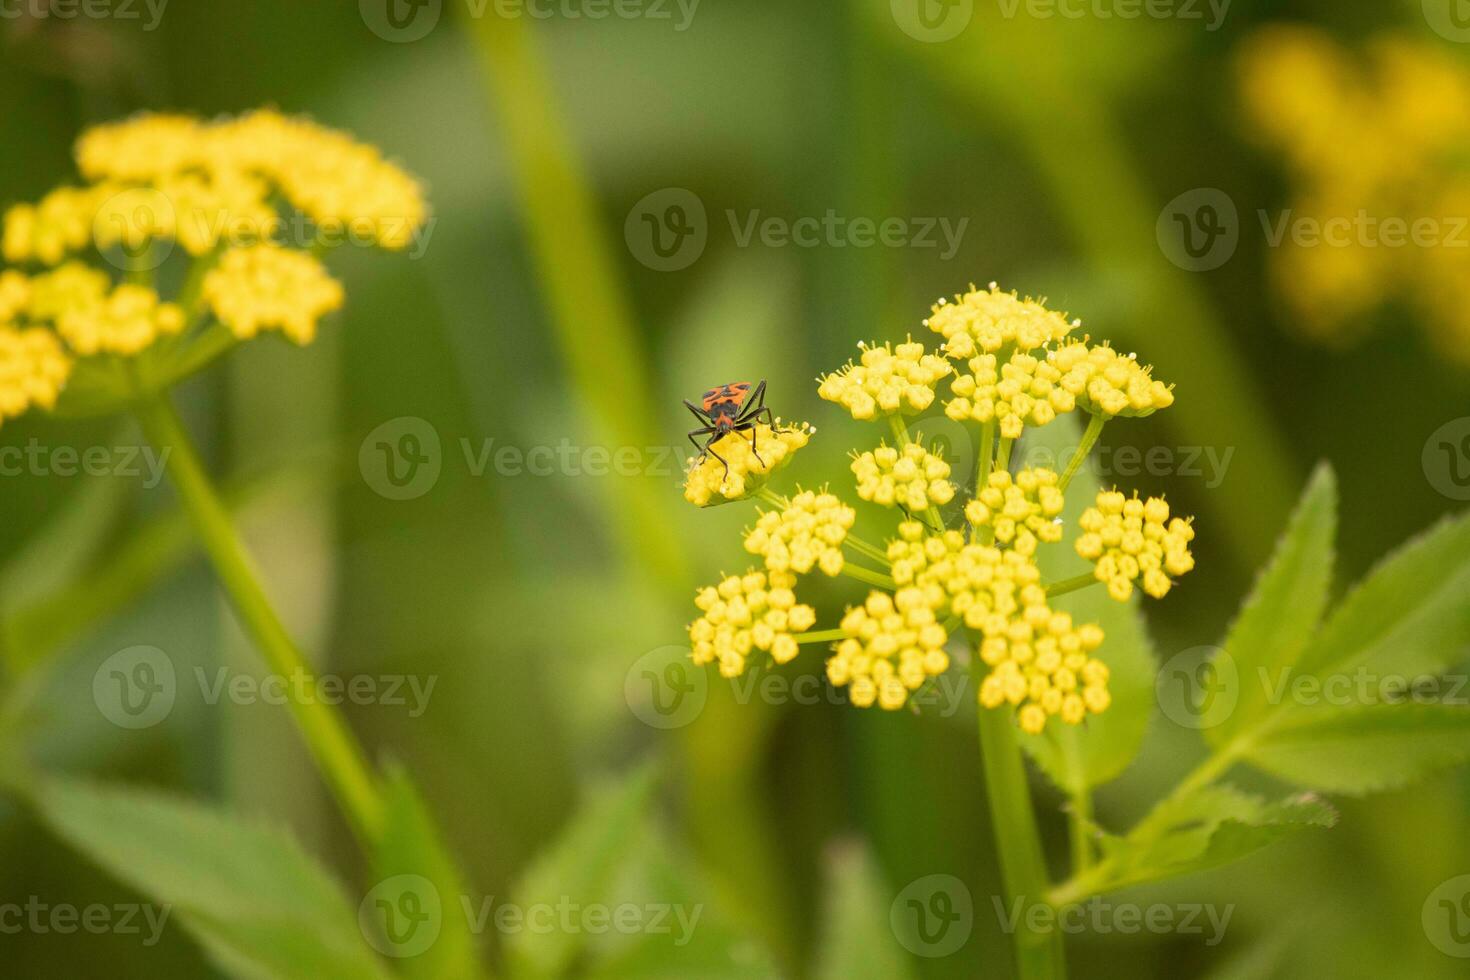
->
[684, 380, 780, 480]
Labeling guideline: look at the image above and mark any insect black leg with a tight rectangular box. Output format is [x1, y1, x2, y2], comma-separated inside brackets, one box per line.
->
[685, 400, 713, 426]
[688, 426, 717, 459]
[705, 439, 731, 481]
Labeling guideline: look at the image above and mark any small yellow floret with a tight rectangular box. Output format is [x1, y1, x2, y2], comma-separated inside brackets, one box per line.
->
[1048, 340, 1174, 418]
[817, 338, 951, 420]
[924, 282, 1077, 359]
[56, 283, 185, 357]
[744, 488, 856, 576]
[1075, 490, 1196, 600]
[965, 467, 1065, 554]
[851, 440, 954, 513]
[944, 350, 1075, 439]
[825, 588, 951, 711]
[203, 244, 345, 345]
[689, 568, 816, 678]
[0, 325, 71, 427]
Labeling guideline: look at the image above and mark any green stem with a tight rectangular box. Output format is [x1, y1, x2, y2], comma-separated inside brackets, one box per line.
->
[973, 419, 996, 544]
[976, 696, 1067, 978]
[840, 563, 897, 591]
[796, 628, 847, 646]
[1058, 414, 1105, 493]
[996, 436, 1014, 474]
[1044, 572, 1101, 599]
[1066, 783, 1094, 873]
[135, 394, 384, 847]
[842, 535, 890, 565]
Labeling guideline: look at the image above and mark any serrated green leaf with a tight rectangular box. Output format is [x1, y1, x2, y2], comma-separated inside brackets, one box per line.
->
[813, 843, 918, 980]
[1295, 512, 1470, 682]
[1016, 413, 1154, 790]
[1207, 464, 1337, 747]
[1093, 786, 1335, 894]
[1246, 703, 1470, 795]
[372, 765, 484, 980]
[28, 777, 392, 980]
[505, 761, 659, 980]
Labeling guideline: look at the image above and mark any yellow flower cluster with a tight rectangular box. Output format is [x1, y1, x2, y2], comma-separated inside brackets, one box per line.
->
[683, 421, 811, 507]
[1075, 491, 1196, 600]
[945, 351, 1073, 438]
[825, 590, 950, 710]
[202, 244, 344, 345]
[851, 440, 955, 512]
[0, 326, 71, 427]
[881, 519, 1111, 731]
[744, 489, 855, 577]
[924, 282, 1077, 359]
[56, 283, 185, 357]
[1238, 28, 1470, 363]
[978, 612, 1111, 734]
[817, 339, 951, 419]
[965, 467, 1065, 554]
[688, 569, 816, 678]
[1048, 341, 1174, 418]
[0, 270, 30, 320]
[5, 109, 427, 267]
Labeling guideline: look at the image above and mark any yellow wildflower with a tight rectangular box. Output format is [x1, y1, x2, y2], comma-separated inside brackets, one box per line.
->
[56, 284, 185, 357]
[1048, 340, 1174, 418]
[1075, 491, 1196, 600]
[683, 421, 812, 507]
[924, 282, 1077, 360]
[978, 613, 1111, 733]
[852, 440, 954, 512]
[75, 113, 210, 183]
[688, 569, 816, 678]
[0, 326, 71, 426]
[25, 262, 110, 323]
[825, 589, 950, 710]
[3, 185, 114, 266]
[0, 271, 29, 320]
[203, 244, 344, 345]
[965, 467, 1065, 555]
[945, 351, 1073, 439]
[817, 339, 951, 419]
[744, 489, 856, 577]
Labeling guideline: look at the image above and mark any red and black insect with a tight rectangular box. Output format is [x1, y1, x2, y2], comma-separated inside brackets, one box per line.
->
[684, 380, 779, 480]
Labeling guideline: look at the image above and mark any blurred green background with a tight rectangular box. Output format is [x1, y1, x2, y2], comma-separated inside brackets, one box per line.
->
[1, 0, 1468, 977]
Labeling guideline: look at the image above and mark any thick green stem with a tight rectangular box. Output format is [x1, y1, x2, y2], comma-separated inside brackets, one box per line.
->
[796, 628, 847, 646]
[135, 394, 384, 846]
[840, 562, 897, 591]
[1058, 413, 1106, 493]
[1044, 572, 1101, 599]
[977, 698, 1067, 979]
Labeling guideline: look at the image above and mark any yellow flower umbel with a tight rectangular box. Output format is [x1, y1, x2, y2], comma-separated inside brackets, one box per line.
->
[1076, 491, 1196, 600]
[818, 339, 951, 419]
[1048, 341, 1174, 418]
[826, 590, 950, 710]
[683, 282, 1193, 737]
[0, 108, 427, 431]
[689, 570, 817, 678]
[683, 421, 812, 507]
[924, 282, 1077, 359]
[851, 440, 955, 512]
[965, 468, 1065, 555]
[744, 489, 856, 577]
[203, 244, 345, 345]
[0, 325, 71, 427]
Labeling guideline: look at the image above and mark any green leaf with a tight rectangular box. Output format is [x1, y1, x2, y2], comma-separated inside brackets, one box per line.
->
[1245, 703, 1470, 795]
[370, 765, 484, 979]
[27, 777, 392, 980]
[1207, 464, 1337, 747]
[813, 843, 918, 980]
[1017, 413, 1155, 790]
[1295, 512, 1470, 682]
[505, 761, 660, 980]
[1096, 786, 1336, 893]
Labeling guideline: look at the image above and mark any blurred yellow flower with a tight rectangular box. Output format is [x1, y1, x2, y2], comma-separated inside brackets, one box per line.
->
[203, 245, 344, 345]
[818, 338, 951, 419]
[1075, 491, 1196, 600]
[57, 284, 185, 357]
[688, 569, 816, 678]
[744, 489, 856, 577]
[683, 421, 811, 507]
[0, 326, 70, 427]
[851, 440, 955, 512]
